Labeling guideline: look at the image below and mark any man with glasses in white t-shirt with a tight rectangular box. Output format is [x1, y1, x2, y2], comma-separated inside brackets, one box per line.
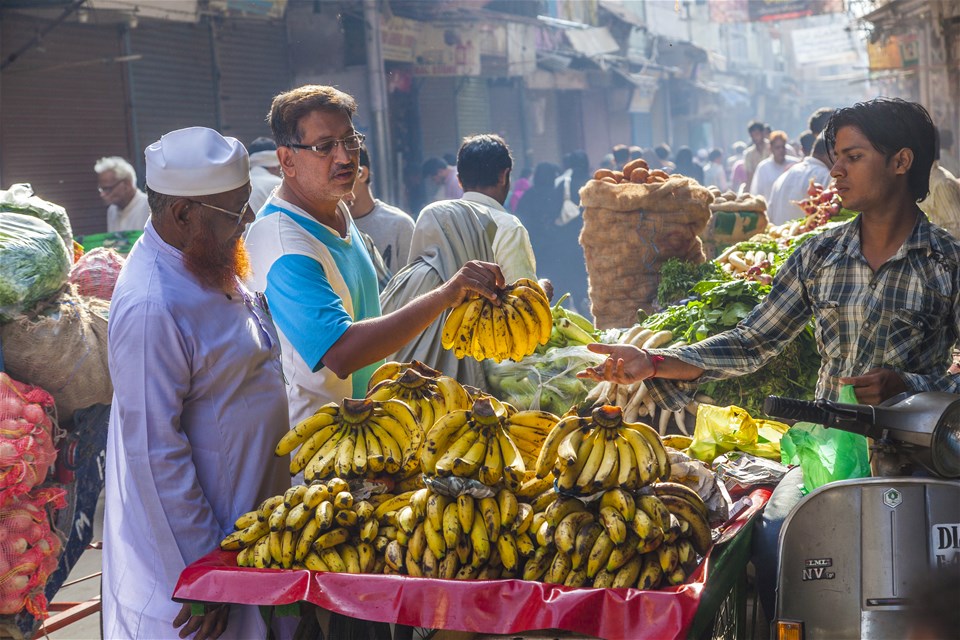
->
[94, 156, 151, 232]
[245, 85, 504, 429]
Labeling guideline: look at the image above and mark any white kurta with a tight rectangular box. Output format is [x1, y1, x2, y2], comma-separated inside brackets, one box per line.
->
[103, 222, 289, 639]
[107, 188, 151, 232]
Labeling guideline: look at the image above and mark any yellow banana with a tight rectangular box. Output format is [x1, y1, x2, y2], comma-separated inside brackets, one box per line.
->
[599, 506, 629, 545]
[268, 529, 283, 565]
[457, 494, 475, 533]
[612, 553, 644, 588]
[495, 426, 525, 490]
[304, 550, 330, 572]
[283, 485, 308, 509]
[366, 361, 403, 392]
[220, 520, 269, 551]
[445, 297, 484, 354]
[614, 432, 643, 490]
[502, 293, 542, 355]
[408, 523, 426, 563]
[280, 530, 296, 568]
[502, 301, 533, 360]
[509, 284, 551, 345]
[315, 500, 335, 531]
[586, 530, 614, 578]
[303, 435, 344, 481]
[515, 531, 536, 557]
[632, 508, 665, 554]
[554, 511, 594, 555]
[652, 483, 709, 518]
[289, 422, 345, 475]
[434, 427, 481, 476]
[426, 493, 452, 532]
[436, 375, 471, 412]
[275, 405, 339, 457]
[657, 495, 712, 555]
[441, 301, 472, 350]
[666, 566, 687, 586]
[496, 488, 519, 530]
[497, 532, 520, 571]
[302, 483, 330, 510]
[453, 428, 489, 477]
[455, 534, 471, 566]
[589, 431, 621, 491]
[354, 500, 375, 523]
[600, 488, 637, 522]
[314, 527, 350, 551]
[490, 304, 512, 363]
[557, 427, 586, 468]
[677, 538, 698, 573]
[564, 567, 589, 588]
[424, 516, 447, 559]
[373, 491, 414, 521]
[256, 495, 285, 522]
[516, 475, 554, 500]
[622, 420, 671, 481]
[530, 488, 558, 514]
[607, 534, 639, 572]
[469, 510, 491, 568]
[422, 412, 470, 474]
[545, 496, 587, 532]
[333, 491, 354, 510]
[521, 545, 553, 581]
[253, 535, 271, 568]
[442, 502, 462, 549]
[333, 428, 357, 478]
[284, 503, 312, 531]
[396, 505, 418, 535]
[334, 509, 358, 528]
[356, 541, 376, 573]
[269, 503, 290, 532]
[637, 552, 663, 589]
[295, 518, 322, 562]
[339, 543, 361, 574]
[320, 546, 347, 573]
[478, 496, 501, 542]
[657, 542, 679, 574]
[514, 502, 534, 535]
[233, 510, 259, 531]
[477, 431, 503, 486]
[545, 550, 573, 584]
[572, 521, 604, 570]
[237, 545, 255, 567]
[574, 429, 609, 491]
[535, 415, 586, 478]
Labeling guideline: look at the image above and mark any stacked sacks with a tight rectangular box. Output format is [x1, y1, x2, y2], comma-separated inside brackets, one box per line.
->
[579, 169, 713, 328]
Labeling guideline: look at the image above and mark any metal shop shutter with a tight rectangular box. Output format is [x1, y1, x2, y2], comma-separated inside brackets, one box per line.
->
[127, 19, 218, 180]
[215, 18, 292, 146]
[488, 82, 526, 168]
[455, 76, 491, 140]
[0, 15, 129, 235]
[417, 76, 458, 159]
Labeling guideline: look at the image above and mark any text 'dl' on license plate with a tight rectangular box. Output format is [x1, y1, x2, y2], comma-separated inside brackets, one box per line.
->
[931, 523, 960, 569]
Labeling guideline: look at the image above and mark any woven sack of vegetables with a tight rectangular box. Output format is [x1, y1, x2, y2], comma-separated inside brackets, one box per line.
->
[703, 189, 769, 259]
[579, 176, 713, 328]
[0, 286, 111, 422]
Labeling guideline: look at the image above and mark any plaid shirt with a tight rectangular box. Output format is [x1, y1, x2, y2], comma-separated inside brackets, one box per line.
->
[648, 214, 960, 410]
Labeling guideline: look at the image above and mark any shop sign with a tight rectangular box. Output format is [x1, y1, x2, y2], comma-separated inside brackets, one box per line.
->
[412, 25, 482, 77]
[791, 23, 858, 66]
[867, 36, 904, 70]
[381, 16, 419, 63]
[708, 0, 843, 23]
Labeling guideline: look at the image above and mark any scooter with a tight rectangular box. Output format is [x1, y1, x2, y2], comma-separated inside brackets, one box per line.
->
[762, 391, 960, 640]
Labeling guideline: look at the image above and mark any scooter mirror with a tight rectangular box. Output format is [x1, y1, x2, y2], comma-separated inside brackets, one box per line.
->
[932, 404, 960, 477]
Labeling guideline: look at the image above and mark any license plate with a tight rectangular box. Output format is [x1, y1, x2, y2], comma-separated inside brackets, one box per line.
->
[931, 523, 960, 569]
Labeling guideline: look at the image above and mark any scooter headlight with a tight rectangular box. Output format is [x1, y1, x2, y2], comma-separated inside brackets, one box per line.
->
[932, 406, 960, 478]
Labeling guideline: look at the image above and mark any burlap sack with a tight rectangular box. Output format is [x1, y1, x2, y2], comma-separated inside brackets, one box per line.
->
[579, 177, 713, 329]
[0, 285, 111, 422]
[703, 196, 769, 259]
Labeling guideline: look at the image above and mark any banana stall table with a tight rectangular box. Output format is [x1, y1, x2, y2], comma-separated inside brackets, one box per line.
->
[173, 488, 770, 640]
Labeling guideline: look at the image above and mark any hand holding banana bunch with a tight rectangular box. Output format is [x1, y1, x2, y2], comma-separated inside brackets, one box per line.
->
[441, 278, 553, 363]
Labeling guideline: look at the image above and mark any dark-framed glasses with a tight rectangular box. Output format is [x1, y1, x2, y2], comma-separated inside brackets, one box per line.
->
[188, 200, 252, 227]
[287, 132, 366, 157]
[98, 181, 124, 194]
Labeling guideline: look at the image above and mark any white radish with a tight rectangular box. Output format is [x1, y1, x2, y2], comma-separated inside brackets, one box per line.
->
[727, 252, 748, 271]
[673, 410, 689, 435]
[641, 330, 674, 350]
[626, 329, 654, 348]
[658, 407, 673, 436]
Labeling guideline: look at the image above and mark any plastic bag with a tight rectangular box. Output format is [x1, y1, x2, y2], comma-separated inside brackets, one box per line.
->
[0, 486, 66, 618]
[0, 373, 58, 507]
[0, 184, 73, 262]
[687, 403, 789, 465]
[484, 345, 605, 416]
[68, 246, 125, 300]
[0, 212, 71, 322]
[779, 385, 870, 493]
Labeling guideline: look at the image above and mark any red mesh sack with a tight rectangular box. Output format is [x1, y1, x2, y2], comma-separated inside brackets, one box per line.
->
[68, 246, 125, 300]
[0, 373, 57, 507]
[0, 487, 66, 618]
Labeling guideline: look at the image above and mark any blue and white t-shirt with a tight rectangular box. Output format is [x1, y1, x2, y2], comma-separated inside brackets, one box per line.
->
[245, 196, 382, 425]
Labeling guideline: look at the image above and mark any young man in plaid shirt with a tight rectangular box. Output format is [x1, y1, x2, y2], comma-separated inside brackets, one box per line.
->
[579, 97, 960, 617]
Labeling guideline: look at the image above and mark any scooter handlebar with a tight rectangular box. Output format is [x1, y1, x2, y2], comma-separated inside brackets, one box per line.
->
[763, 396, 833, 424]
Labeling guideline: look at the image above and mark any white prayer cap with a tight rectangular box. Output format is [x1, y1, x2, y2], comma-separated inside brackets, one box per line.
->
[249, 150, 280, 169]
[145, 126, 249, 197]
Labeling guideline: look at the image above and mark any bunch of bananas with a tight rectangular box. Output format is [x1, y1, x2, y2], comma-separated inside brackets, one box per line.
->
[275, 398, 422, 482]
[441, 278, 553, 363]
[366, 366, 471, 432]
[520, 484, 711, 588]
[422, 397, 559, 489]
[221, 478, 384, 572]
[384, 486, 533, 579]
[534, 405, 670, 494]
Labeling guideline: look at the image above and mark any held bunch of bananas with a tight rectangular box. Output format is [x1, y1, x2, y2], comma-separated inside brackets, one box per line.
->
[366, 364, 472, 432]
[421, 396, 559, 489]
[441, 278, 552, 363]
[534, 405, 671, 495]
[520, 483, 712, 589]
[220, 478, 383, 573]
[383, 486, 534, 579]
[275, 398, 422, 482]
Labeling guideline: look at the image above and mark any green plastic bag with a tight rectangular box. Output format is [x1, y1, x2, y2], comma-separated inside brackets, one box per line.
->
[780, 385, 871, 493]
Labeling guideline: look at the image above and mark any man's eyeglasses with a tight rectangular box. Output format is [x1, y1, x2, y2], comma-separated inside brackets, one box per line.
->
[188, 200, 252, 227]
[287, 133, 365, 158]
[98, 181, 124, 195]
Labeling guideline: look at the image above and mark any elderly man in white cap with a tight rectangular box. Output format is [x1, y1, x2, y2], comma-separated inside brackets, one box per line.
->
[102, 126, 288, 639]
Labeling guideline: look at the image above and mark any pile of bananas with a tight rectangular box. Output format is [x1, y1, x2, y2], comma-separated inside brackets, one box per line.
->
[421, 397, 559, 489]
[520, 483, 711, 588]
[221, 478, 385, 572]
[366, 363, 472, 431]
[534, 405, 671, 494]
[275, 398, 422, 482]
[385, 486, 532, 579]
[441, 278, 553, 363]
